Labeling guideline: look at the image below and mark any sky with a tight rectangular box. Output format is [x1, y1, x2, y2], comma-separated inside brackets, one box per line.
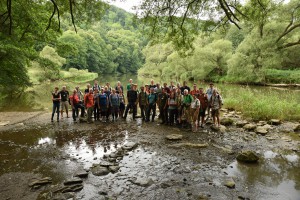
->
[107, 0, 141, 13]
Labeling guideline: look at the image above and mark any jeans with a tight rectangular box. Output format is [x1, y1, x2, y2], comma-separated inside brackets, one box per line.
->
[124, 102, 137, 119]
[51, 102, 60, 120]
[139, 105, 147, 120]
[72, 103, 85, 121]
[146, 103, 156, 121]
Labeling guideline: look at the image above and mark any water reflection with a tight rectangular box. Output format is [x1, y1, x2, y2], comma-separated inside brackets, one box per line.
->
[226, 150, 300, 199]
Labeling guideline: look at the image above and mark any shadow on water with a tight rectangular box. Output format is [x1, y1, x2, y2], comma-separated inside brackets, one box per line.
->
[0, 126, 129, 182]
[226, 150, 300, 200]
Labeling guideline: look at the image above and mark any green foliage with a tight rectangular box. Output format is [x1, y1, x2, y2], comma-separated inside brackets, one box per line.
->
[224, 87, 300, 121]
[265, 69, 300, 83]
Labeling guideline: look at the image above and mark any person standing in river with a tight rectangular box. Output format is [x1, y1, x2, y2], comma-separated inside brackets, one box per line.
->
[124, 84, 138, 120]
[138, 86, 148, 121]
[145, 87, 157, 122]
[99, 88, 109, 122]
[93, 88, 100, 121]
[84, 88, 94, 123]
[210, 89, 223, 127]
[206, 83, 214, 120]
[69, 89, 85, 122]
[51, 87, 61, 122]
[110, 89, 120, 121]
[59, 86, 69, 119]
[198, 87, 208, 128]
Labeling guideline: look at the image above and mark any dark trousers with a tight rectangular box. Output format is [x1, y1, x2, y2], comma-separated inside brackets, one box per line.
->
[51, 102, 60, 120]
[111, 105, 119, 119]
[168, 109, 178, 125]
[124, 102, 137, 119]
[140, 105, 147, 120]
[159, 106, 168, 123]
[72, 103, 85, 120]
[94, 106, 100, 120]
[146, 103, 156, 121]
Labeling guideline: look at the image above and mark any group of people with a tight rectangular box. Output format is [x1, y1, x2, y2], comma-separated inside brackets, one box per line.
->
[51, 79, 223, 131]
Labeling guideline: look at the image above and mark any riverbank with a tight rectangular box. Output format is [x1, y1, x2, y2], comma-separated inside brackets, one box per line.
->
[0, 110, 299, 200]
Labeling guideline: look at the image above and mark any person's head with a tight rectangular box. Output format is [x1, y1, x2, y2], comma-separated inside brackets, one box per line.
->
[140, 86, 144, 92]
[170, 81, 174, 86]
[94, 88, 99, 94]
[75, 86, 79, 91]
[209, 83, 214, 88]
[73, 89, 77, 94]
[163, 82, 167, 87]
[193, 83, 197, 89]
[151, 79, 154, 85]
[100, 88, 104, 93]
[94, 80, 98, 85]
[150, 88, 154, 94]
[106, 82, 110, 86]
[62, 86, 66, 91]
[199, 87, 204, 94]
[133, 84, 137, 90]
[183, 81, 187, 86]
[54, 87, 59, 92]
[117, 81, 121, 86]
[156, 83, 160, 88]
[129, 79, 133, 83]
[104, 86, 108, 91]
[213, 89, 218, 95]
[87, 83, 90, 88]
[89, 88, 93, 94]
[177, 82, 181, 87]
[112, 89, 116, 94]
[184, 89, 188, 95]
[119, 89, 123, 94]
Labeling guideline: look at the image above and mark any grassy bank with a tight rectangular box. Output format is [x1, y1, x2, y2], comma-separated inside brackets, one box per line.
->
[28, 66, 98, 85]
[222, 86, 300, 121]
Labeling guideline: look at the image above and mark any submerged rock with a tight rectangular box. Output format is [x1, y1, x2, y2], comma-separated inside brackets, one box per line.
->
[29, 177, 52, 187]
[224, 178, 235, 188]
[165, 134, 183, 140]
[108, 165, 120, 173]
[64, 178, 83, 185]
[130, 178, 154, 187]
[220, 118, 234, 126]
[168, 143, 209, 148]
[236, 150, 259, 163]
[74, 170, 89, 178]
[122, 142, 138, 150]
[91, 166, 110, 176]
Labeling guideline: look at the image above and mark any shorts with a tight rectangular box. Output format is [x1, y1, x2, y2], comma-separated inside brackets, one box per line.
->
[211, 109, 220, 117]
[199, 107, 206, 117]
[60, 101, 69, 111]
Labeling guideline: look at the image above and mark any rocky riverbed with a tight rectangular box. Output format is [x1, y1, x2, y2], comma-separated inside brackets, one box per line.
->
[0, 110, 299, 200]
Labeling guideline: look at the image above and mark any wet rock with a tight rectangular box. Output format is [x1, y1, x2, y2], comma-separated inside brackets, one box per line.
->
[280, 122, 300, 133]
[224, 178, 235, 188]
[255, 126, 268, 135]
[268, 119, 281, 125]
[0, 121, 10, 126]
[122, 142, 138, 150]
[243, 124, 257, 131]
[237, 150, 259, 163]
[29, 177, 52, 187]
[220, 118, 234, 126]
[257, 121, 267, 126]
[63, 184, 83, 193]
[165, 134, 183, 140]
[236, 120, 248, 127]
[91, 165, 110, 176]
[168, 143, 209, 148]
[129, 178, 154, 187]
[99, 160, 115, 167]
[63, 178, 83, 185]
[108, 165, 120, 173]
[74, 170, 89, 178]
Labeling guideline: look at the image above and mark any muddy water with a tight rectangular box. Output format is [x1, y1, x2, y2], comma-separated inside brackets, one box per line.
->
[0, 115, 300, 199]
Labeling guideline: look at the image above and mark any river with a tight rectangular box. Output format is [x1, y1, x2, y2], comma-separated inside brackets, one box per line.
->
[0, 74, 299, 200]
